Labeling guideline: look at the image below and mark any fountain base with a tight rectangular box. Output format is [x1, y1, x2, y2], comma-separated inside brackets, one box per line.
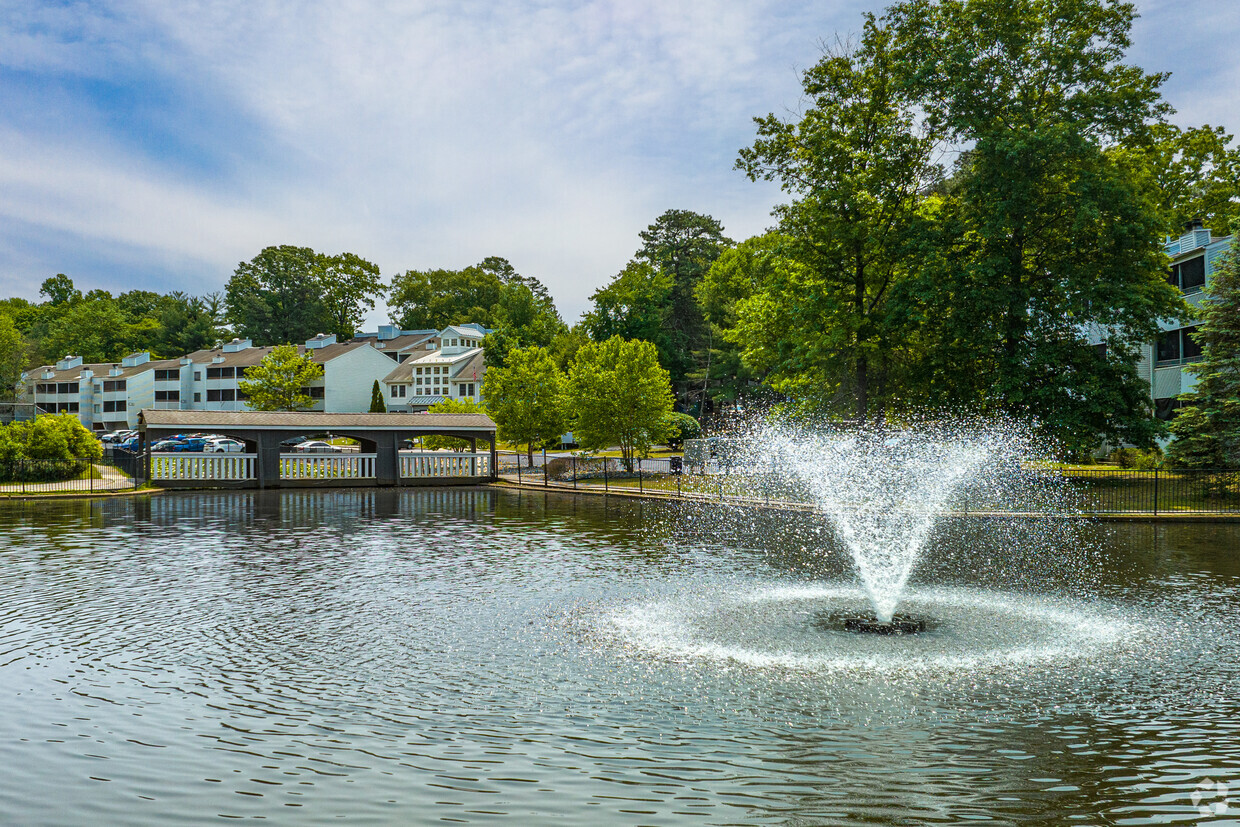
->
[843, 615, 926, 635]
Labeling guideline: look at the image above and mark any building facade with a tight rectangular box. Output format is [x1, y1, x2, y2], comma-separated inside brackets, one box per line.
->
[1147, 220, 1232, 421]
[22, 324, 493, 430]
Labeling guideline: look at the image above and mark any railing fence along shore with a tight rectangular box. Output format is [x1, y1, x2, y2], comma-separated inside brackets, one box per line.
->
[496, 455, 1240, 515]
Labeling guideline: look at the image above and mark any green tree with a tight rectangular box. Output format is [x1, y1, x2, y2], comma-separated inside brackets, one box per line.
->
[40, 274, 81, 306]
[1169, 237, 1240, 469]
[388, 266, 503, 331]
[225, 246, 333, 345]
[238, 345, 323, 411]
[485, 282, 568, 368]
[0, 312, 28, 401]
[695, 233, 784, 406]
[369, 379, 386, 413]
[422, 397, 486, 451]
[0, 414, 101, 464]
[566, 336, 673, 471]
[664, 412, 701, 450]
[581, 261, 673, 360]
[155, 293, 219, 356]
[320, 252, 385, 340]
[737, 21, 935, 421]
[481, 346, 567, 462]
[885, 0, 1184, 453]
[1126, 123, 1240, 235]
[43, 296, 135, 363]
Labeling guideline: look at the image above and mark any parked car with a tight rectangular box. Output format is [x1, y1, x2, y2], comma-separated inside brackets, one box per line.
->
[151, 439, 183, 452]
[205, 438, 244, 453]
[173, 437, 209, 452]
[294, 440, 340, 454]
[279, 435, 311, 451]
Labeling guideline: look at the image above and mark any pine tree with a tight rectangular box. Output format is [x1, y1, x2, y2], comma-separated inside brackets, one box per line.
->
[370, 380, 386, 413]
[1169, 237, 1240, 469]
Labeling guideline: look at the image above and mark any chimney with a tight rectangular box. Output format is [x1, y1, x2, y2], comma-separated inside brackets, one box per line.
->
[121, 351, 150, 368]
[55, 355, 83, 371]
[223, 338, 252, 353]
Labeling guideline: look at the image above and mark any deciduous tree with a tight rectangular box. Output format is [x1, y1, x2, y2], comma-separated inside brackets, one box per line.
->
[566, 336, 673, 471]
[481, 346, 567, 462]
[885, 0, 1184, 452]
[238, 345, 323, 411]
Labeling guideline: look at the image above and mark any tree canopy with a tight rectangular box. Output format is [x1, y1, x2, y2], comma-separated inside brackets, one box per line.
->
[225, 246, 383, 344]
[481, 345, 568, 461]
[566, 336, 673, 471]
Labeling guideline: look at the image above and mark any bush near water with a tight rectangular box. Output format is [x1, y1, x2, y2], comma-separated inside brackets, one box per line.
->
[0, 414, 103, 482]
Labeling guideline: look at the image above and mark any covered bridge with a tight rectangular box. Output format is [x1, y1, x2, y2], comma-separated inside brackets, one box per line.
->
[139, 410, 497, 488]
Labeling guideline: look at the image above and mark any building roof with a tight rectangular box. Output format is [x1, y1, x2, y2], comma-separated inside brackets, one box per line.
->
[141, 410, 495, 432]
[183, 341, 376, 369]
[26, 356, 182, 383]
[382, 346, 484, 383]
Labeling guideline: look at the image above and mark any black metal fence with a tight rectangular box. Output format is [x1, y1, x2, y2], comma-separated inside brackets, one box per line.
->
[0, 452, 143, 496]
[496, 455, 1240, 514]
[1053, 468, 1240, 514]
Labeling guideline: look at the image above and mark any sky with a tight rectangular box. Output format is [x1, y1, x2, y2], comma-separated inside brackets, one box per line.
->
[2, 0, 1239, 329]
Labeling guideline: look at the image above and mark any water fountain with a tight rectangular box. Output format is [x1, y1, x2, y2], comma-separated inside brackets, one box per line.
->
[758, 421, 1017, 633]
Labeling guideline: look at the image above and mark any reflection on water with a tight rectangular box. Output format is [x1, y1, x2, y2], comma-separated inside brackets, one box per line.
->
[1, 489, 1238, 825]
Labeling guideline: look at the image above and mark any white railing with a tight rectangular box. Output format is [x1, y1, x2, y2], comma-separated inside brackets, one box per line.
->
[151, 452, 256, 481]
[400, 451, 490, 479]
[280, 453, 376, 480]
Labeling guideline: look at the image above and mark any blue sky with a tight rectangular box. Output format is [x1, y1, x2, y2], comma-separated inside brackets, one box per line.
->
[2, 0, 1238, 327]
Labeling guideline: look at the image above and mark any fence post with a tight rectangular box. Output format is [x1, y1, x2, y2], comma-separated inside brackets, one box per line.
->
[604, 458, 608, 492]
[573, 456, 577, 489]
[517, 455, 522, 484]
[638, 458, 643, 493]
[1153, 467, 1159, 516]
[90, 460, 94, 493]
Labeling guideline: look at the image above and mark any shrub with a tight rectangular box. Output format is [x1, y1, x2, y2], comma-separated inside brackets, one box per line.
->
[664, 412, 702, 450]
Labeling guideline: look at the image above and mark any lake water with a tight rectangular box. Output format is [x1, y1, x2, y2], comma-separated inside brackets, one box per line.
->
[1, 489, 1238, 825]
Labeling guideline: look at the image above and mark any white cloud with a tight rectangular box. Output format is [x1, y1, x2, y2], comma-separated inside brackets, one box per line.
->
[5, 0, 1236, 325]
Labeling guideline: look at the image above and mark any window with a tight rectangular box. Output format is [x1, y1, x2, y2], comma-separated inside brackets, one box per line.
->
[299, 386, 325, 399]
[416, 367, 423, 375]
[103, 380, 126, 393]
[206, 366, 235, 379]
[103, 400, 127, 412]
[56, 402, 79, 413]
[1156, 330, 1180, 363]
[154, 369, 179, 381]
[207, 389, 221, 401]
[194, 371, 201, 381]
[194, 392, 201, 402]
[58, 382, 77, 394]
[416, 377, 422, 385]
[398, 385, 406, 398]
[1183, 327, 1203, 361]
[391, 384, 399, 398]
[1156, 327, 1203, 365]
[206, 388, 236, 402]
[36, 383, 54, 394]
[1168, 256, 1207, 292]
[155, 390, 179, 402]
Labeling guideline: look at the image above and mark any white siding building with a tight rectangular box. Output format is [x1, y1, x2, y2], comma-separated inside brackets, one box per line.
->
[382, 326, 487, 411]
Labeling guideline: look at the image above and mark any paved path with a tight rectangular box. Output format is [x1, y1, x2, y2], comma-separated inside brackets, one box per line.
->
[0, 463, 136, 495]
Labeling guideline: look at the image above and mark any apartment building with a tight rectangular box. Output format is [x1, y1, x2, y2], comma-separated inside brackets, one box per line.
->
[23, 323, 494, 429]
[1148, 220, 1232, 421]
[27, 351, 180, 431]
[179, 334, 400, 413]
[382, 325, 487, 411]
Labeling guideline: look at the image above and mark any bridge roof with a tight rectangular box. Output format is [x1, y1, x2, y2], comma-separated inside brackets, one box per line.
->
[140, 409, 495, 433]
